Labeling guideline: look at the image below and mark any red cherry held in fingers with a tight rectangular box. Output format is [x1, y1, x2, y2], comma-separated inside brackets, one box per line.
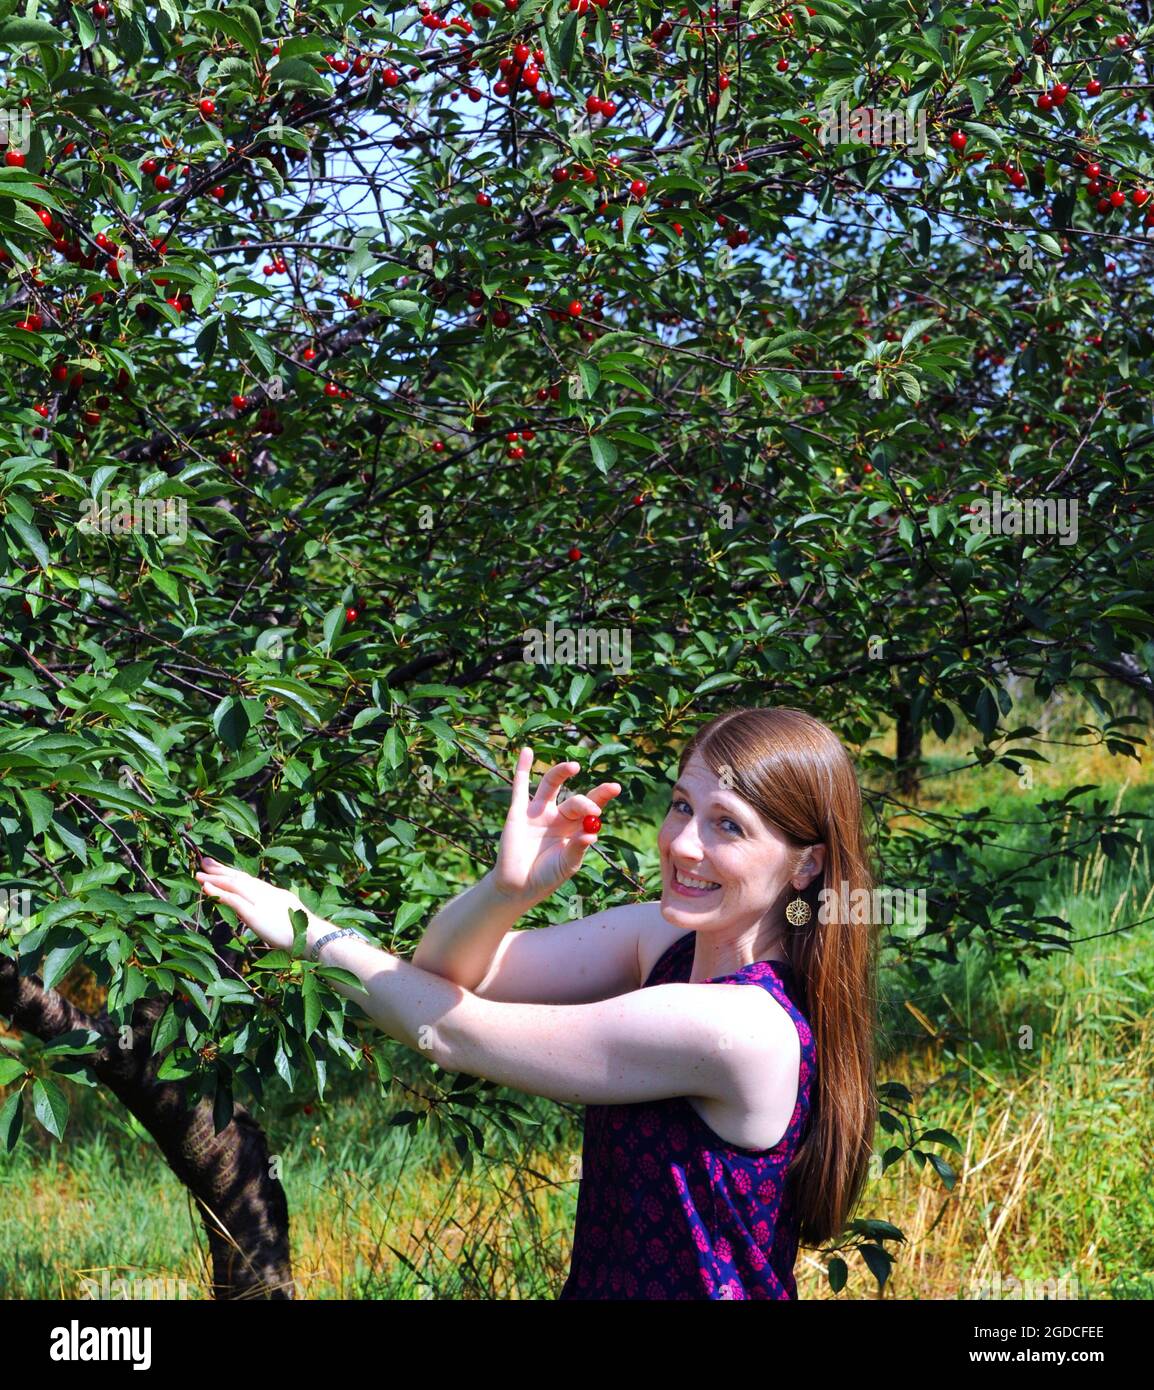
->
[582, 815, 602, 834]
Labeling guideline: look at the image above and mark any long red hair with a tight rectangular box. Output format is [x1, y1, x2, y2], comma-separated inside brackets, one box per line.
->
[676, 705, 878, 1246]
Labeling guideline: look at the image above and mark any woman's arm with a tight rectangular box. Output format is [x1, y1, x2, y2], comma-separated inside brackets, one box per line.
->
[409, 870, 534, 991]
[196, 860, 765, 1107]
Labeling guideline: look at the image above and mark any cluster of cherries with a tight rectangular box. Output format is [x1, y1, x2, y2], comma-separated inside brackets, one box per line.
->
[492, 40, 551, 104]
[1074, 152, 1152, 221]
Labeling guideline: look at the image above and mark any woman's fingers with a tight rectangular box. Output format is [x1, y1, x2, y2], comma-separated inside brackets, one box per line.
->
[199, 883, 257, 922]
[197, 859, 270, 893]
[551, 781, 622, 823]
[508, 746, 534, 816]
[527, 759, 579, 814]
[556, 791, 609, 822]
[195, 869, 250, 897]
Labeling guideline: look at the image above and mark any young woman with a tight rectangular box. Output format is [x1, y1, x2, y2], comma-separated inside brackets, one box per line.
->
[196, 705, 878, 1300]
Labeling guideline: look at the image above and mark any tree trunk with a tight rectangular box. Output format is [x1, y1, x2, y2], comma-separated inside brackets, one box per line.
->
[895, 699, 923, 798]
[0, 959, 295, 1299]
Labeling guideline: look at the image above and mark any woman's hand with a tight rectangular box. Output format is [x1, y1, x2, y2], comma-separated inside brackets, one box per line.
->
[195, 858, 326, 952]
[492, 747, 621, 904]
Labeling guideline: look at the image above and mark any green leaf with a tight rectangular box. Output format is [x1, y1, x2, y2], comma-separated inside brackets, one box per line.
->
[302, 971, 321, 1041]
[0, 18, 68, 43]
[577, 360, 600, 399]
[189, 7, 261, 60]
[0, 1090, 22, 1152]
[18, 788, 53, 836]
[589, 435, 617, 474]
[269, 56, 332, 92]
[32, 1075, 69, 1140]
[213, 697, 251, 751]
[5, 515, 50, 569]
[0, 1057, 26, 1086]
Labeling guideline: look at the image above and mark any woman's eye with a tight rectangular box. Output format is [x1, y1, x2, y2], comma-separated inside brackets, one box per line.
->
[670, 800, 741, 836]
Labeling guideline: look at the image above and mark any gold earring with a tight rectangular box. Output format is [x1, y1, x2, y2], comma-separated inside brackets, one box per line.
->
[785, 892, 812, 926]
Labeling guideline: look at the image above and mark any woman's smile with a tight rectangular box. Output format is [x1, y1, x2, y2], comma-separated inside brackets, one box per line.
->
[668, 865, 722, 896]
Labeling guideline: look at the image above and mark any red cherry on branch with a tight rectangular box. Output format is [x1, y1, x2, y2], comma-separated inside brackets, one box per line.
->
[1086, 79, 1102, 96]
[198, 98, 216, 117]
[567, 545, 582, 561]
[949, 130, 967, 150]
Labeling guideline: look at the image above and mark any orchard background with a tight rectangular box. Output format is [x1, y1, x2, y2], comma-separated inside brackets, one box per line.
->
[0, 0, 1151, 1299]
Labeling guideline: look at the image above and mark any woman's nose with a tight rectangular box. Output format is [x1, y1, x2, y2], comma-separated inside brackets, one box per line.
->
[666, 820, 703, 859]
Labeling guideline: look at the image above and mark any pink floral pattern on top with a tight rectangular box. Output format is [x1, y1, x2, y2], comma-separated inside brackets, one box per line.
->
[558, 930, 815, 1300]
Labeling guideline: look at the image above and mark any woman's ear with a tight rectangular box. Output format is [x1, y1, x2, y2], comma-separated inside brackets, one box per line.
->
[793, 843, 826, 890]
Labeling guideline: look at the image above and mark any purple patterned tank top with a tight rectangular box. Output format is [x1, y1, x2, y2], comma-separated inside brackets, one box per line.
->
[558, 930, 815, 1300]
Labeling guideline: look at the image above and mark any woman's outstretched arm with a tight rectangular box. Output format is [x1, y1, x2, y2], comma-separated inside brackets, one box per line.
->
[195, 858, 770, 1108]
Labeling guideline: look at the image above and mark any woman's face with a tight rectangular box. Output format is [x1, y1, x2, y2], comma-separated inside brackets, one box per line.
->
[657, 751, 820, 934]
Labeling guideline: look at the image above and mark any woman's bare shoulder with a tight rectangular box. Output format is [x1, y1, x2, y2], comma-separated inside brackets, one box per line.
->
[635, 904, 688, 986]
